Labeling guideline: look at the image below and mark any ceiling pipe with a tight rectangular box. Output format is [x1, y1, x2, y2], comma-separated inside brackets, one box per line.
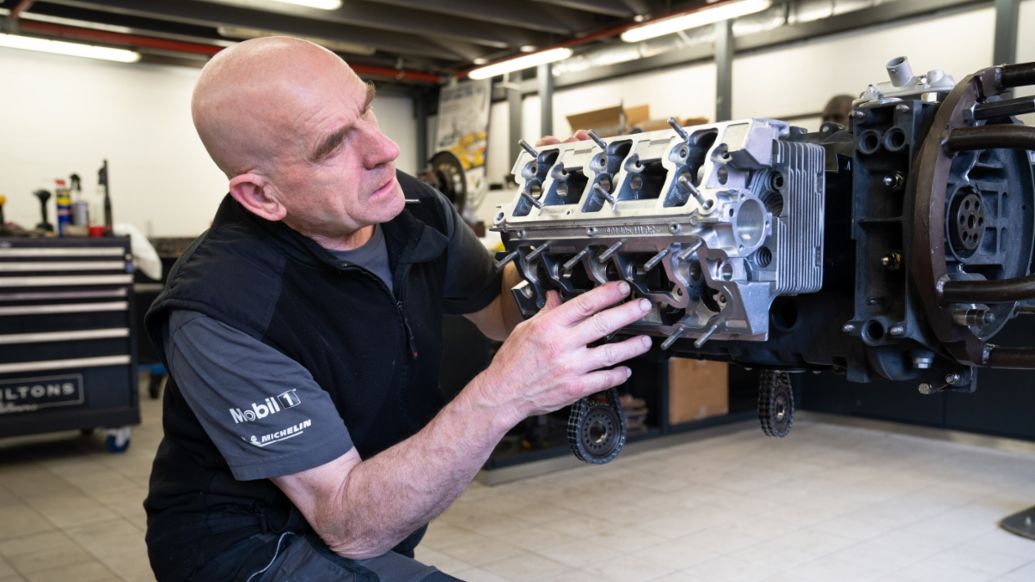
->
[14, 20, 443, 83]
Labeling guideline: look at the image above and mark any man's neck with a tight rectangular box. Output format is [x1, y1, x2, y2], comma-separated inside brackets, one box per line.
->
[309, 224, 375, 252]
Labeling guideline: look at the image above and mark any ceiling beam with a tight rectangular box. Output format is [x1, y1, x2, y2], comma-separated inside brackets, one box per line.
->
[199, 0, 547, 48]
[529, 0, 634, 18]
[366, 0, 598, 35]
[40, 0, 486, 60]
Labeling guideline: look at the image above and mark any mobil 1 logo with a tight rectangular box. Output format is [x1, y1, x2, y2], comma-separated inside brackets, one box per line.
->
[0, 374, 84, 415]
[229, 389, 301, 424]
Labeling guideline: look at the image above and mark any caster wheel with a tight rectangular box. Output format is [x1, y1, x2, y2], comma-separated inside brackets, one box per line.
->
[759, 370, 794, 438]
[104, 427, 132, 453]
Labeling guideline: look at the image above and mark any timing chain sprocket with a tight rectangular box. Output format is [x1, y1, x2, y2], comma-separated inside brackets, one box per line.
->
[567, 388, 627, 464]
[758, 370, 794, 437]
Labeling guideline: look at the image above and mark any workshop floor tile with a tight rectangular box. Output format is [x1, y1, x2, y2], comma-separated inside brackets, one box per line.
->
[1, 378, 1034, 581]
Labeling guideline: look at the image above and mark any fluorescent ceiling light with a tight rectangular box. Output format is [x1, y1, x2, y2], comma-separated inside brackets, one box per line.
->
[0, 33, 140, 63]
[272, 0, 342, 9]
[217, 0, 342, 10]
[468, 47, 573, 80]
[621, 0, 772, 43]
[272, 0, 341, 9]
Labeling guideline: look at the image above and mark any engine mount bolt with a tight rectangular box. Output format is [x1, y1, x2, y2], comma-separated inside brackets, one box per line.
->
[842, 323, 856, 334]
[918, 383, 934, 395]
[880, 252, 902, 271]
[945, 372, 962, 385]
[895, 103, 910, 113]
[889, 324, 906, 336]
[852, 110, 866, 120]
[882, 173, 904, 191]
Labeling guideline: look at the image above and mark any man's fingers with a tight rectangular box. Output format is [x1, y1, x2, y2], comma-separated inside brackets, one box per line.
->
[570, 297, 651, 345]
[566, 129, 592, 143]
[583, 335, 652, 370]
[541, 289, 563, 312]
[535, 135, 561, 147]
[575, 367, 633, 397]
[550, 281, 631, 327]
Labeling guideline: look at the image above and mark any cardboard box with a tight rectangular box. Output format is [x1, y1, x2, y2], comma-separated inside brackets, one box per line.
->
[565, 104, 651, 137]
[668, 357, 729, 425]
[565, 105, 711, 136]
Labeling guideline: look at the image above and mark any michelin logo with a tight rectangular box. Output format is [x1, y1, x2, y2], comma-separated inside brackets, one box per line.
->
[229, 389, 301, 424]
[247, 419, 313, 448]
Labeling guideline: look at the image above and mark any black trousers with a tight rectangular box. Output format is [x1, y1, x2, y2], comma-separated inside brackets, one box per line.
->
[148, 507, 457, 581]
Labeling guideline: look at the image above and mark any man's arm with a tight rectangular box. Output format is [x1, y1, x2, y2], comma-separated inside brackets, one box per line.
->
[463, 262, 524, 341]
[272, 281, 652, 559]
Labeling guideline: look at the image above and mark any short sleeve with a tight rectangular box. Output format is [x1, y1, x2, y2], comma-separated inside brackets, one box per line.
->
[436, 193, 502, 314]
[164, 310, 354, 481]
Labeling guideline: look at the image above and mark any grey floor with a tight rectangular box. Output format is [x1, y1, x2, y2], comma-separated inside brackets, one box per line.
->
[1, 383, 1034, 582]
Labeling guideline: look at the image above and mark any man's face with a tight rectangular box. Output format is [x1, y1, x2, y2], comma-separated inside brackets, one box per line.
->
[269, 67, 405, 243]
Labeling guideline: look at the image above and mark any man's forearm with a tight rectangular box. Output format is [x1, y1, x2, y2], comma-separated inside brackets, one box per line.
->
[499, 262, 525, 335]
[320, 373, 516, 558]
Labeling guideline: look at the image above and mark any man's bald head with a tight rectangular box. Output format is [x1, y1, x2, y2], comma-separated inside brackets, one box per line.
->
[191, 36, 358, 178]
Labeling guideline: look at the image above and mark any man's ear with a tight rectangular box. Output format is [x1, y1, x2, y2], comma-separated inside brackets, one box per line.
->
[228, 173, 287, 222]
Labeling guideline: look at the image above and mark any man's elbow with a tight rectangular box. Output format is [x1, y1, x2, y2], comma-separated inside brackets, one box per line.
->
[319, 524, 396, 560]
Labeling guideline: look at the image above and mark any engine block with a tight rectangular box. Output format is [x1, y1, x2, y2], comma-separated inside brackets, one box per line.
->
[489, 57, 1035, 463]
[494, 119, 826, 347]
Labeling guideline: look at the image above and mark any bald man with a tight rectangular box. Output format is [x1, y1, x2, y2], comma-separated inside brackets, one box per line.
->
[143, 37, 652, 581]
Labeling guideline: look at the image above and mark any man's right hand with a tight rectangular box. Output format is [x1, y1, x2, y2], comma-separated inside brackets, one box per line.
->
[473, 280, 653, 427]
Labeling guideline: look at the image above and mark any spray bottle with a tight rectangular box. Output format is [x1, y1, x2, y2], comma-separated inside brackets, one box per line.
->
[54, 179, 72, 236]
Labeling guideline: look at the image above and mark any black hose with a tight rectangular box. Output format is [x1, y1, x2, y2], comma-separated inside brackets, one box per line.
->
[985, 346, 1035, 369]
[1000, 62, 1035, 90]
[945, 125, 1035, 151]
[942, 274, 1035, 303]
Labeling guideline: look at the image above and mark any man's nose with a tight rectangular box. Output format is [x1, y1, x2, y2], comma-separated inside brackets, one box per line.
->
[363, 127, 400, 168]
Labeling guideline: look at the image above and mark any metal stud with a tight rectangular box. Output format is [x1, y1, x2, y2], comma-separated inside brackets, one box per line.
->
[494, 250, 518, 271]
[677, 174, 712, 210]
[660, 325, 686, 350]
[520, 190, 543, 209]
[694, 321, 721, 348]
[644, 248, 670, 272]
[677, 239, 703, 261]
[587, 130, 608, 151]
[597, 240, 624, 263]
[668, 117, 689, 141]
[593, 183, 618, 209]
[562, 248, 589, 273]
[519, 139, 538, 158]
[526, 242, 551, 261]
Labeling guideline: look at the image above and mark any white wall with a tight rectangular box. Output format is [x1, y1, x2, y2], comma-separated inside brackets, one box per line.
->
[733, 5, 996, 127]
[0, 47, 417, 237]
[474, 1, 1014, 228]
